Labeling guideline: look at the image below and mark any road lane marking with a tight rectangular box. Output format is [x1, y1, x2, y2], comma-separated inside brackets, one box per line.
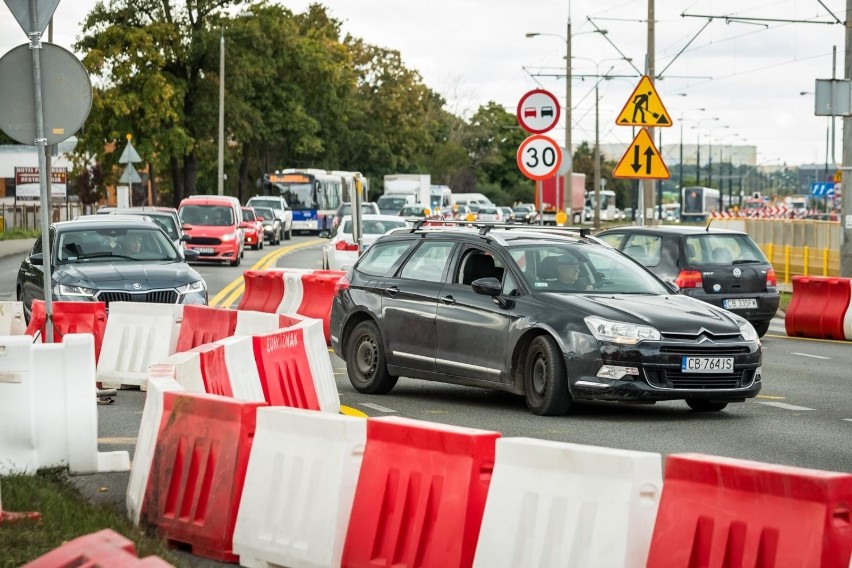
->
[360, 403, 397, 413]
[756, 401, 816, 411]
[339, 406, 368, 418]
[98, 437, 138, 444]
[756, 395, 786, 400]
[791, 352, 830, 360]
[209, 240, 323, 307]
[844, 419, 852, 422]
[765, 333, 852, 344]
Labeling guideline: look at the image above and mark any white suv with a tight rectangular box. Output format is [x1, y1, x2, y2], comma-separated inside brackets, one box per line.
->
[246, 196, 293, 241]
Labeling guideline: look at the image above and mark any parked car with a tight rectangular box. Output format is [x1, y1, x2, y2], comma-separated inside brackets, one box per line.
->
[499, 206, 517, 223]
[331, 201, 382, 231]
[246, 195, 293, 241]
[178, 195, 245, 266]
[321, 214, 408, 270]
[596, 225, 779, 337]
[240, 206, 264, 250]
[330, 224, 762, 416]
[17, 218, 206, 322]
[252, 206, 282, 246]
[399, 203, 437, 219]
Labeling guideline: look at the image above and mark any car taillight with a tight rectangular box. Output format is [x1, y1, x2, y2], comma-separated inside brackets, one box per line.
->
[766, 268, 777, 287]
[335, 241, 359, 251]
[334, 275, 350, 293]
[675, 269, 703, 289]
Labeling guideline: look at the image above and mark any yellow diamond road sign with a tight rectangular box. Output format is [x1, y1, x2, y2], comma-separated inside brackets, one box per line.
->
[613, 128, 671, 179]
[615, 75, 672, 127]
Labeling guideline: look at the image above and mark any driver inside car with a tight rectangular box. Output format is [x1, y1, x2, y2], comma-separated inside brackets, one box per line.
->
[555, 254, 592, 291]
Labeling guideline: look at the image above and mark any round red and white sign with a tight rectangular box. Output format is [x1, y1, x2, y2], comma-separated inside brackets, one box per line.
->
[517, 135, 563, 181]
[516, 89, 561, 133]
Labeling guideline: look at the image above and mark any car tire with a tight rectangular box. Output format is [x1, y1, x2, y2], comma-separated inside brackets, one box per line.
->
[230, 254, 241, 267]
[686, 399, 728, 412]
[346, 320, 398, 394]
[523, 335, 571, 416]
[285, 224, 292, 241]
[753, 320, 770, 337]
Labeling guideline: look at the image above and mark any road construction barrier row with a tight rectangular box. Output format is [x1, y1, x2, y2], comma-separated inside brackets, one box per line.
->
[0, 334, 130, 475]
[129, 393, 852, 567]
[0, 301, 27, 336]
[785, 275, 852, 341]
[238, 268, 346, 343]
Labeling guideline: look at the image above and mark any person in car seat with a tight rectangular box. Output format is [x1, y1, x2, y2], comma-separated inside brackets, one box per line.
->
[555, 254, 592, 290]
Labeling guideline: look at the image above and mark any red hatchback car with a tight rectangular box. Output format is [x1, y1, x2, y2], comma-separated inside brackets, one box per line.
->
[241, 207, 264, 250]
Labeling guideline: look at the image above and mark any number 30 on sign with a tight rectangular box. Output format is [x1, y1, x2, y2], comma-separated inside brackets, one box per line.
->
[517, 134, 563, 181]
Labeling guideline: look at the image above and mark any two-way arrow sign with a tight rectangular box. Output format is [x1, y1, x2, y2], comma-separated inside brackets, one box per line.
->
[613, 128, 670, 180]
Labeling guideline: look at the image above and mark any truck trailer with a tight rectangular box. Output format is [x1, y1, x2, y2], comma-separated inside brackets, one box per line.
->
[534, 173, 587, 225]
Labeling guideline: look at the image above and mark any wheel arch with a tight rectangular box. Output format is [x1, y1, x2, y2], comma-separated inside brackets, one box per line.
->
[340, 310, 380, 356]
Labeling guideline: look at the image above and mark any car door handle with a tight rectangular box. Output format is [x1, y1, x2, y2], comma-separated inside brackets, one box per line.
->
[440, 295, 455, 305]
[385, 286, 399, 295]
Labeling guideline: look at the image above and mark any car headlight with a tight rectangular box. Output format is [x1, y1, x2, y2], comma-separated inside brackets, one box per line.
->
[584, 316, 661, 345]
[177, 280, 206, 295]
[733, 316, 759, 341]
[221, 232, 236, 242]
[57, 284, 96, 298]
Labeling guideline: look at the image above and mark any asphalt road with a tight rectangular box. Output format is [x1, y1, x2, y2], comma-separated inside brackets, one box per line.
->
[3, 234, 851, 565]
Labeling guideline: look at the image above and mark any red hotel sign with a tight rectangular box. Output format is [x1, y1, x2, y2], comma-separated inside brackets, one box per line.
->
[14, 166, 67, 201]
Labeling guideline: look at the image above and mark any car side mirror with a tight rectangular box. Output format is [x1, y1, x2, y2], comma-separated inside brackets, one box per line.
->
[183, 248, 200, 261]
[472, 277, 502, 296]
[665, 280, 680, 293]
[29, 252, 44, 266]
[180, 234, 191, 242]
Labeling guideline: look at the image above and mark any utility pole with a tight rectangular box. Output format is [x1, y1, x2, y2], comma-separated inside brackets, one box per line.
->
[643, 0, 656, 225]
[842, 0, 852, 277]
[565, 17, 572, 225]
[594, 84, 601, 228]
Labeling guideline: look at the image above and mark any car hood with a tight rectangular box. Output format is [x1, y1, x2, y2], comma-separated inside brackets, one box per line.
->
[537, 292, 741, 334]
[55, 262, 200, 289]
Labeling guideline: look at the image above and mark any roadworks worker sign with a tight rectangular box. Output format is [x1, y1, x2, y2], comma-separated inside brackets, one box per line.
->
[615, 75, 672, 127]
[613, 128, 671, 180]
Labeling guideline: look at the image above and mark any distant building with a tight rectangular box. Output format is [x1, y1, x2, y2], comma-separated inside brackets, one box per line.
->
[592, 142, 757, 167]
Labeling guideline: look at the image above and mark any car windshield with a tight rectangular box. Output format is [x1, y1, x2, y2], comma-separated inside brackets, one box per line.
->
[57, 228, 179, 263]
[479, 207, 498, 215]
[180, 205, 234, 226]
[248, 198, 283, 211]
[683, 234, 767, 265]
[342, 219, 407, 234]
[242, 209, 256, 222]
[507, 243, 668, 294]
[401, 206, 428, 216]
[378, 196, 409, 210]
[513, 206, 532, 213]
[254, 207, 274, 220]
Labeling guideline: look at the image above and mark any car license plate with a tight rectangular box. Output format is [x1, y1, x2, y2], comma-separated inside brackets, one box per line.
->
[682, 356, 734, 373]
[195, 247, 215, 254]
[723, 298, 758, 310]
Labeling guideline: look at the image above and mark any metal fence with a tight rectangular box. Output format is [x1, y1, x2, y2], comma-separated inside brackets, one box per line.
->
[0, 202, 86, 231]
[710, 218, 841, 281]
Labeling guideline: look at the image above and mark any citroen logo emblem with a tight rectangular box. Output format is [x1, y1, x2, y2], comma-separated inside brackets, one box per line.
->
[132, 283, 142, 290]
[732, 268, 742, 278]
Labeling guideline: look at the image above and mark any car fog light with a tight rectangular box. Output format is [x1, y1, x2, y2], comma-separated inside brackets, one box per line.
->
[754, 367, 762, 383]
[596, 365, 640, 380]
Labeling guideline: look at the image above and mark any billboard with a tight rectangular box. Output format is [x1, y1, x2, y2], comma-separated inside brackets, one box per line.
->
[14, 166, 67, 201]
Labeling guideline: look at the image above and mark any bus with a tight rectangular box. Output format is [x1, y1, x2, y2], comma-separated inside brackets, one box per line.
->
[681, 186, 720, 223]
[584, 190, 617, 221]
[262, 169, 351, 234]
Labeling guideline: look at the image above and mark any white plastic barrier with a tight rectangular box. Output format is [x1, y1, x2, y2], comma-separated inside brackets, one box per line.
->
[0, 334, 129, 475]
[233, 407, 366, 568]
[276, 271, 305, 314]
[126, 366, 184, 525]
[158, 350, 205, 393]
[301, 318, 341, 414]
[843, 285, 852, 340]
[0, 301, 26, 335]
[472, 438, 662, 568]
[234, 310, 283, 336]
[219, 335, 265, 402]
[98, 302, 183, 390]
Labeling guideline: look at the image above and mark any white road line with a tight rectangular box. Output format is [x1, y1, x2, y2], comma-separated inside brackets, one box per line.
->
[791, 352, 830, 360]
[360, 402, 398, 413]
[756, 401, 816, 411]
[843, 419, 852, 422]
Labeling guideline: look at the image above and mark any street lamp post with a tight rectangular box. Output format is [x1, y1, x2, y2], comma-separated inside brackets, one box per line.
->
[689, 117, 719, 185]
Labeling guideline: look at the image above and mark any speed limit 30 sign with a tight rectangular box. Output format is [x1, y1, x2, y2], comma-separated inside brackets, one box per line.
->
[516, 134, 563, 181]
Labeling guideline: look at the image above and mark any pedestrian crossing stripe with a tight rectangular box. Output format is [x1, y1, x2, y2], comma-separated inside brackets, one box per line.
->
[612, 128, 671, 179]
[615, 75, 673, 127]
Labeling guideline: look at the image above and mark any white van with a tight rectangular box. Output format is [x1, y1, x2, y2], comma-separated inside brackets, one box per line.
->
[451, 192, 493, 208]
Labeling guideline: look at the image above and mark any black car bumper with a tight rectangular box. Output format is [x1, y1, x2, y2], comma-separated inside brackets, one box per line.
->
[683, 289, 780, 324]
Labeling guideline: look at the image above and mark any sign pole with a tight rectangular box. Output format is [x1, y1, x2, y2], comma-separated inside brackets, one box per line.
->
[28, 0, 54, 342]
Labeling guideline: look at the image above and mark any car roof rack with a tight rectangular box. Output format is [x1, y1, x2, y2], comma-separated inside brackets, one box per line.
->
[405, 218, 593, 238]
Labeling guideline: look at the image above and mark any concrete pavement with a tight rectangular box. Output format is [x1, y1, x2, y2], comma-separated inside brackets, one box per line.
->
[0, 237, 35, 259]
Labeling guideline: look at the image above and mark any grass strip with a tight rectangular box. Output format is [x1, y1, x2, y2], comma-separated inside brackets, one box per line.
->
[0, 468, 183, 567]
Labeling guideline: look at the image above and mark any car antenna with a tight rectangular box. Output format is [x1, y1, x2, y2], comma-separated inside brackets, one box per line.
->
[705, 218, 713, 232]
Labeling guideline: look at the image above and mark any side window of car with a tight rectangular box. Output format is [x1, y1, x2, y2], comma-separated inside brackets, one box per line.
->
[32, 234, 43, 255]
[356, 241, 414, 277]
[622, 234, 662, 267]
[400, 241, 455, 282]
[502, 272, 519, 296]
[455, 248, 505, 285]
[597, 232, 624, 248]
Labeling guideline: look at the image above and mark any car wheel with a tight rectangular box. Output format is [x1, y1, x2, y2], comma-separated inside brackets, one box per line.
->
[285, 224, 292, 240]
[753, 320, 770, 337]
[686, 399, 728, 412]
[230, 255, 241, 267]
[346, 320, 398, 394]
[523, 335, 571, 416]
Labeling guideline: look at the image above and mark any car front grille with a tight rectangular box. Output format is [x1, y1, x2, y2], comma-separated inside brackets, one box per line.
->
[96, 290, 179, 306]
[187, 236, 221, 245]
[659, 345, 750, 355]
[645, 369, 756, 390]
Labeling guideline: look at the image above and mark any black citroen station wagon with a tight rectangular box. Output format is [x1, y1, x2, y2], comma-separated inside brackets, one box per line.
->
[330, 223, 763, 416]
[596, 225, 779, 337]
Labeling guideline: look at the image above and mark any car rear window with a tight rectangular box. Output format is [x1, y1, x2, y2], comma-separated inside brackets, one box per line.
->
[683, 234, 767, 265]
[342, 219, 407, 234]
[356, 241, 415, 277]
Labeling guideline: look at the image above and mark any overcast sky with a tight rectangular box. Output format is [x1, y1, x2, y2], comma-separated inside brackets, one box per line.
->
[1, 0, 847, 168]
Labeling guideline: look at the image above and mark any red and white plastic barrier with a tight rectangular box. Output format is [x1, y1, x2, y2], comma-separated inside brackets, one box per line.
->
[25, 300, 107, 361]
[473, 438, 662, 568]
[0, 334, 129, 475]
[22, 529, 173, 567]
[0, 301, 26, 336]
[233, 407, 367, 568]
[175, 304, 237, 352]
[99, 302, 184, 390]
[785, 276, 852, 341]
